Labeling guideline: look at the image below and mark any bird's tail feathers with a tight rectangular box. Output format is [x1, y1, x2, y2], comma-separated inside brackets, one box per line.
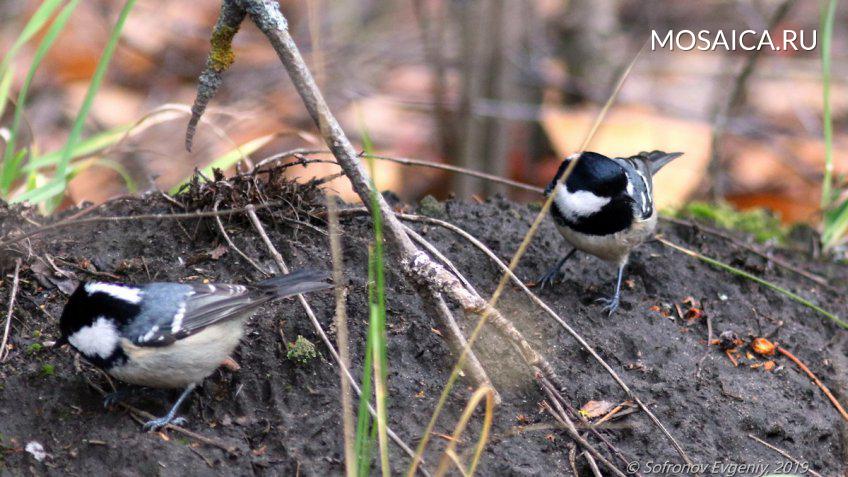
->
[636, 150, 683, 175]
[257, 269, 333, 297]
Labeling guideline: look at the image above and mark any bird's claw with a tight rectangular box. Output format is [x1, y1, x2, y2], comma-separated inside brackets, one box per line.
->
[595, 295, 620, 316]
[102, 389, 129, 408]
[535, 268, 564, 289]
[142, 415, 186, 432]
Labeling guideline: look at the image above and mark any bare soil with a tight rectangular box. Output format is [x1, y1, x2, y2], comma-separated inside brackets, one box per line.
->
[1, 177, 847, 476]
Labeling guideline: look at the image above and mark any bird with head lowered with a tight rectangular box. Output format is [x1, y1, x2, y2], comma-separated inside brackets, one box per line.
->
[57, 269, 332, 431]
[538, 150, 683, 315]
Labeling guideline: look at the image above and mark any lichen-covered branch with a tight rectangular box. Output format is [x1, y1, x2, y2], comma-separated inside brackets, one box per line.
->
[185, 1, 245, 151]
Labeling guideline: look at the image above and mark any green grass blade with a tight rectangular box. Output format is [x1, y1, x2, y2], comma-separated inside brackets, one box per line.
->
[354, 247, 377, 477]
[660, 237, 847, 329]
[69, 158, 137, 192]
[23, 0, 138, 207]
[168, 133, 274, 194]
[820, 0, 836, 209]
[23, 124, 132, 172]
[0, 66, 14, 120]
[359, 115, 390, 477]
[0, 0, 64, 75]
[823, 197, 848, 248]
[2, 0, 81, 196]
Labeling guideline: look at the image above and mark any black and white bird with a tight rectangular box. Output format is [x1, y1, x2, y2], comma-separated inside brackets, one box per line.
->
[57, 270, 332, 431]
[539, 150, 683, 315]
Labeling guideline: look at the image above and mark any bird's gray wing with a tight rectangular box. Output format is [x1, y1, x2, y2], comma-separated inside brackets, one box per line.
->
[127, 282, 267, 347]
[613, 156, 653, 220]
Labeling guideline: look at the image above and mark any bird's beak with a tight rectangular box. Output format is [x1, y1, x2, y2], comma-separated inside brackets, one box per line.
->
[648, 152, 683, 175]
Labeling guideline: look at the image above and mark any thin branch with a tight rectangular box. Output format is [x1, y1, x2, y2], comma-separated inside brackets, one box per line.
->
[747, 434, 823, 477]
[0, 259, 22, 363]
[326, 196, 356, 477]
[777, 346, 848, 422]
[84, 378, 238, 454]
[213, 199, 269, 276]
[244, 205, 429, 475]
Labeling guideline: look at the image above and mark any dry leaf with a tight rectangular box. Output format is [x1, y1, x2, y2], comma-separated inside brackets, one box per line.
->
[579, 400, 616, 419]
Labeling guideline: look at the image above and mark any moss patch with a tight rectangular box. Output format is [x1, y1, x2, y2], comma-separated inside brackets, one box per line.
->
[672, 201, 787, 244]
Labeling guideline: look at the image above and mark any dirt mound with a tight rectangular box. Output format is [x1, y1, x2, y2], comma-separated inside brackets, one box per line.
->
[1, 183, 847, 475]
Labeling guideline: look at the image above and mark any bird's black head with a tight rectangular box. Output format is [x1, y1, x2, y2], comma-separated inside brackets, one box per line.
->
[59, 282, 142, 367]
[546, 152, 627, 197]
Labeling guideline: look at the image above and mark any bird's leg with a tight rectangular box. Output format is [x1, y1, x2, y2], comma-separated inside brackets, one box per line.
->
[596, 262, 625, 316]
[141, 383, 196, 432]
[536, 248, 576, 289]
[102, 388, 133, 408]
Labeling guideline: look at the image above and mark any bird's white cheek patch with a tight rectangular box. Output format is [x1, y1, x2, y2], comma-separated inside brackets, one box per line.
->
[85, 282, 143, 304]
[554, 185, 611, 220]
[68, 317, 120, 359]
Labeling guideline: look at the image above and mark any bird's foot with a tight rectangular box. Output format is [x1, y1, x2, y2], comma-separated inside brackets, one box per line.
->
[142, 415, 187, 432]
[595, 295, 621, 316]
[102, 389, 131, 408]
[534, 267, 564, 289]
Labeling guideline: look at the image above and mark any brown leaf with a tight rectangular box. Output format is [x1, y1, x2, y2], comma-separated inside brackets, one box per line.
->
[579, 400, 616, 419]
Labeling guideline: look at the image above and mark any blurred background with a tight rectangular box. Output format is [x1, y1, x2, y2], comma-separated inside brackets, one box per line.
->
[0, 0, 845, 227]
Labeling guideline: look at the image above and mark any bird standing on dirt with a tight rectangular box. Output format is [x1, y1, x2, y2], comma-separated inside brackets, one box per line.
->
[538, 150, 683, 315]
[57, 270, 332, 431]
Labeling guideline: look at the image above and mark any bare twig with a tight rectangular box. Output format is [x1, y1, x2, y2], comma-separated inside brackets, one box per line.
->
[326, 196, 355, 477]
[213, 199, 269, 276]
[84, 378, 238, 454]
[0, 259, 22, 363]
[747, 434, 823, 477]
[538, 376, 626, 477]
[777, 346, 848, 422]
[244, 205, 429, 475]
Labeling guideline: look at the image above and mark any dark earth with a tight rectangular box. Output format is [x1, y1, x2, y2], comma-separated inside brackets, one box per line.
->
[1, 174, 847, 476]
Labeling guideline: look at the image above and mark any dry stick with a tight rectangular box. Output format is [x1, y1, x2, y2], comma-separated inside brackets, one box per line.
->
[84, 378, 238, 454]
[327, 196, 356, 477]
[537, 376, 626, 477]
[187, 3, 570, 473]
[777, 346, 848, 422]
[404, 226, 499, 401]
[582, 451, 603, 477]
[213, 199, 269, 276]
[747, 434, 824, 477]
[375, 211, 690, 462]
[243, 205, 429, 476]
[0, 259, 22, 363]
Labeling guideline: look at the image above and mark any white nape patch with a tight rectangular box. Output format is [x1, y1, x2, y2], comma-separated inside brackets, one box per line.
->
[68, 317, 120, 359]
[85, 282, 143, 304]
[553, 184, 610, 220]
[171, 302, 187, 333]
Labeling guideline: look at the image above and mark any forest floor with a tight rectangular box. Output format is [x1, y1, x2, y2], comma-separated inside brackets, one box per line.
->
[1, 174, 847, 476]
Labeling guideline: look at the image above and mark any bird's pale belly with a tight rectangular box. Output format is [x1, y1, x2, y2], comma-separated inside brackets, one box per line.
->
[109, 319, 246, 388]
[556, 213, 657, 265]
